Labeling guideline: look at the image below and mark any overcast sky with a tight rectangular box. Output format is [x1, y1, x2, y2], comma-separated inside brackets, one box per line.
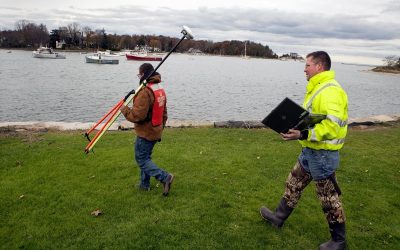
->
[1, 0, 399, 64]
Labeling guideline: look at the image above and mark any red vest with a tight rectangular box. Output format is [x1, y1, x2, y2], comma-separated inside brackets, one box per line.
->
[146, 83, 166, 126]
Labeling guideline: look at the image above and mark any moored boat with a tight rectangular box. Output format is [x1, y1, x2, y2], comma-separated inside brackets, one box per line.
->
[97, 50, 121, 57]
[126, 53, 162, 61]
[85, 53, 119, 64]
[32, 47, 66, 59]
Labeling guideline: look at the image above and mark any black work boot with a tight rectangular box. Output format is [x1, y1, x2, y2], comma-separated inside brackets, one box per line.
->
[260, 198, 294, 228]
[319, 223, 346, 250]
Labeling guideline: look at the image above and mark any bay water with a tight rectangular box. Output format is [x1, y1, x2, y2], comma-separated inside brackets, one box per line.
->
[1, 49, 399, 123]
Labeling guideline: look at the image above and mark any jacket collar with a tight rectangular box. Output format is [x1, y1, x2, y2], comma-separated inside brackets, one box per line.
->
[147, 74, 161, 84]
[306, 70, 335, 93]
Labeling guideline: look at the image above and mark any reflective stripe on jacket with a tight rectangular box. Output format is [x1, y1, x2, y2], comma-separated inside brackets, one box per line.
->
[299, 70, 348, 150]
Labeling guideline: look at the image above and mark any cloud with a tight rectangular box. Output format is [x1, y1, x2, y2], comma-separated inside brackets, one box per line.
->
[1, 3, 398, 63]
[180, 7, 400, 40]
[2, 5, 399, 41]
[381, 0, 400, 13]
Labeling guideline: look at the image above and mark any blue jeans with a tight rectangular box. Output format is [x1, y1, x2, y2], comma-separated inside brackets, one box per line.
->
[134, 136, 169, 189]
[298, 147, 340, 180]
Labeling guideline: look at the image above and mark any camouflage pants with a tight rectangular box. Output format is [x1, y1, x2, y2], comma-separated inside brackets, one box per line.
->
[283, 161, 312, 208]
[315, 175, 346, 224]
[283, 161, 346, 224]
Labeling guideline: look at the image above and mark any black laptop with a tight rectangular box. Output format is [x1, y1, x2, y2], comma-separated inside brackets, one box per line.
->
[262, 97, 325, 133]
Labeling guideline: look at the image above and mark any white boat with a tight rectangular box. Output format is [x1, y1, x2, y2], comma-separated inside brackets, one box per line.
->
[242, 42, 249, 59]
[97, 50, 121, 57]
[32, 47, 66, 59]
[118, 49, 134, 56]
[85, 53, 119, 64]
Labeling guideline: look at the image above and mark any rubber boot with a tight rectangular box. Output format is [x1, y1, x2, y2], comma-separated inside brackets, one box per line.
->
[319, 223, 346, 250]
[260, 198, 293, 228]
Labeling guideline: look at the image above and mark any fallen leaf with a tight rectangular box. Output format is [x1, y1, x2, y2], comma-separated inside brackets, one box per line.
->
[91, 209, 103, 217]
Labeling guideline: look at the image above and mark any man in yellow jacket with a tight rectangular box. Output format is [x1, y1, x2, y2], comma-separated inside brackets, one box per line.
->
[260, 51, 348, 250]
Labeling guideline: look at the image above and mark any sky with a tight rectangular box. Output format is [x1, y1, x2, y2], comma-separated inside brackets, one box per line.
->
[1, 0, 399, 65]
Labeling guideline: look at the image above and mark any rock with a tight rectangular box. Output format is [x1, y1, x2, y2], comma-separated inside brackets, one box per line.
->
[0, 115, 399, 131]
[214, 120, 265, 128]
[165, 120, 213, 128]
[118, 121, 134, 130]
[348, 115, 400, 126]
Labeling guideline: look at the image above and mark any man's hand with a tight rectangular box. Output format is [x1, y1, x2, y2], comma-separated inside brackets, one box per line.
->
[124, 89, 135, 101]
[119, 104, 126, 112]
[280, 129, 301, 141]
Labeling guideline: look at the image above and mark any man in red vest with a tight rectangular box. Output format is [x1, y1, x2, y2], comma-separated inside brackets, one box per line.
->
[120, 63, 174, 196]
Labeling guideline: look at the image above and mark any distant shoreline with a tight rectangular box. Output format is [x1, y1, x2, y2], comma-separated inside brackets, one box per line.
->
[3, 49, 392, 67]
[371, 66, 400, 74]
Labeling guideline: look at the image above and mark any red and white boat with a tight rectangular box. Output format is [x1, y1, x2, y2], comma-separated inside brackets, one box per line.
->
[125, 53, 162, 61]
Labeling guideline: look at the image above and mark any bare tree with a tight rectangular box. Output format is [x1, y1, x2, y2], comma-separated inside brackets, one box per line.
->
[14, 20, 49, 47]
[82, 26, 93, 48]
[149, 38, 161, 51]
[67, 22, 81, 46]
[15, 20, 29, 32]
[384, 55, 400, 67]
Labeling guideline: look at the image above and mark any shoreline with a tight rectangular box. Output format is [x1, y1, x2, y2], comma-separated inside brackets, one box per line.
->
[371, 65, 400, 74]
[1, 114, 399, 132]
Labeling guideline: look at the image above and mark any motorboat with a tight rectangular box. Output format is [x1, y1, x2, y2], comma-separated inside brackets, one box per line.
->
[97, 50, 120, 57]
[126, 52, 162, 61]
[85, 53, 119, 64]
[118, 49, 134, 56]
[32, 47, 66, 59]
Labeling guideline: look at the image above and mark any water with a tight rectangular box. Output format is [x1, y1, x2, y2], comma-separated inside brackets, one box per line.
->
[1, 49, 399, 123]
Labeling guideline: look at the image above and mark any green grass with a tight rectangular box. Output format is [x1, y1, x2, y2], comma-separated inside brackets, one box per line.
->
[1, 125, 399, 249]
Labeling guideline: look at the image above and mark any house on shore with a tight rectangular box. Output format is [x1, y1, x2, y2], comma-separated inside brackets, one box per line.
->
[279, 52, 304, 61]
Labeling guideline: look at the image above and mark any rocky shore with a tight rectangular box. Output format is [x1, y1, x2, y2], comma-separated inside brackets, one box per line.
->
[0, 115, 399, 133]
[371, 66, 400, 74]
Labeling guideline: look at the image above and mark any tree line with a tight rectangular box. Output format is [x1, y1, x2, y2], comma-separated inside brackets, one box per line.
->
[0, 20, 277, 58]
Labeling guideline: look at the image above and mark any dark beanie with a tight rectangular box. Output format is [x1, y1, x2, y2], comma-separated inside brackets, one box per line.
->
[139, 63, 155, 82]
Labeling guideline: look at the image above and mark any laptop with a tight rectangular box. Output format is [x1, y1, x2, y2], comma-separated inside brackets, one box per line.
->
[262, 97, 325, 133]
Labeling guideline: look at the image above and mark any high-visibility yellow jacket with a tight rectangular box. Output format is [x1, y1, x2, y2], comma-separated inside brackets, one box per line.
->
[299, 70, 348, 150]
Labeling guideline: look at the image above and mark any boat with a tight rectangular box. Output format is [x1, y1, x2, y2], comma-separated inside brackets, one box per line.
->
[126, 52, 162, 61]
[97, 50, 120, 57]
[242, 42, 249, 59]
[32, 47, 66, 59]
[118, 49, 135, 56]
[85, 53, 119, 64]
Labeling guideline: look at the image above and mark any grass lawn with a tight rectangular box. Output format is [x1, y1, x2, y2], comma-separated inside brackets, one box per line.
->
[1, 124, 399, 249]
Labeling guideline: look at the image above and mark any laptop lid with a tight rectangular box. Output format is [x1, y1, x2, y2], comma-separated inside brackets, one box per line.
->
[262, 97, 309, 133]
